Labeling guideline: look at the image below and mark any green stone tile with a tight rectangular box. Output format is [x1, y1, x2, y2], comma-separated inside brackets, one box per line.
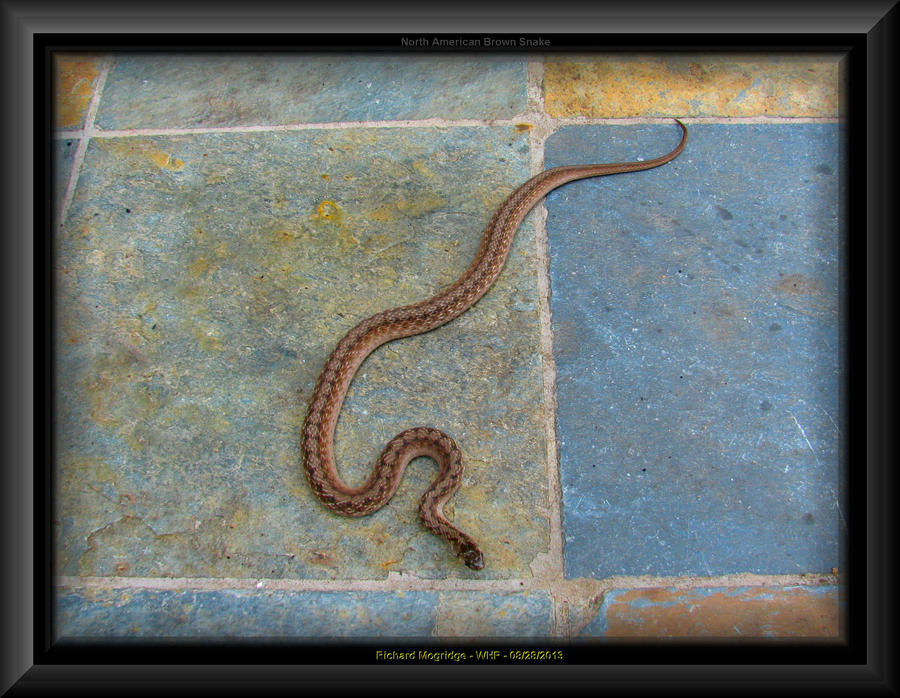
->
[55, 126, 549, 580]
[96, 54, 528, 129]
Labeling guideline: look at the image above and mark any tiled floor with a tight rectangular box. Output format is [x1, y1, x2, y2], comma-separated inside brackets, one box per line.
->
[53, 52, 845, 641]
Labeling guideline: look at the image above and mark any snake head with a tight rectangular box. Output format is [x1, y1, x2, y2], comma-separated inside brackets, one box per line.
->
[458, 543, 485, 571]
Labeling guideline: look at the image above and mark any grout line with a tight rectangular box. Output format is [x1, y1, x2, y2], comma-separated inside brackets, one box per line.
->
[56, 572, 841, 595]
[52, 114, 843, 143]
[56, 117, 532, 140]
[551, 115, 844, 125]
[525, 56, 570, 639]
[56, 575, 533, 594]
[58, 57, 111, 227]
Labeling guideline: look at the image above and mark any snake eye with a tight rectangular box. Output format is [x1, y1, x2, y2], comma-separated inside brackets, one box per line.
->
[459, 544, 485, 571]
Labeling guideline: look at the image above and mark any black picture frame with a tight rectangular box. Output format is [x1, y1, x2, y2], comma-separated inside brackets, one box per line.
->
[4, 1, 893, 692]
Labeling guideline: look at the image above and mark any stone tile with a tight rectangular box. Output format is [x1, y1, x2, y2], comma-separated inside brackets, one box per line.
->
[96, 54, 528, 129]
[54, 138, 78, 219]
[545, 123, 844, 578]
[544, 54, 844, 118]
[579, 585, 842, 638]
[434, 591, 553, 637]
[54, 53, 104, 130]
[56, 587, 436, 638]
[55, 126, 548, 581]
[55, 587, 552, 639]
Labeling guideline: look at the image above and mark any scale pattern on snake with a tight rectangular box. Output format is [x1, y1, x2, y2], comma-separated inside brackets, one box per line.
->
[302, 119, 688, 570]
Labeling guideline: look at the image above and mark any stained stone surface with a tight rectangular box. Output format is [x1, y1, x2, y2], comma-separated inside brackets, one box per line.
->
[55, 125, 549, 581]
[545, 123, 844, 579]
[544, 54, 845, 118]
[55, 587, 553, 639]
[579, 585, 842, 638]
[53, 53, 103, 130]
[96, 54, 529, 129]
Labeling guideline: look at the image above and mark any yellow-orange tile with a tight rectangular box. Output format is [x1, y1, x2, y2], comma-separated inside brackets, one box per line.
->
[544, 54, 844, 118]
[54, 53, 103, 129]
[600, 586, 842, 638]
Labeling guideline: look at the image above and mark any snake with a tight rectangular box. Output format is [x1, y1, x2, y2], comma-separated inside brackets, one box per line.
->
[302, 119, 688, 570]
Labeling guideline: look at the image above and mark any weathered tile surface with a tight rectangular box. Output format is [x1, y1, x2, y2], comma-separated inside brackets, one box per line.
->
[544, 54, 844, 118]
[54, 54, 104, 130]
[579, 585, 842, 638]
[546, 123, 844, 578]
[54, 138, 78, 218]
[55, 587, 552, 639]
[96, 54, 528, 129]
[433, 590, 552, 637]
[53, 53, 847, 643]
[55, 126, 549, 580]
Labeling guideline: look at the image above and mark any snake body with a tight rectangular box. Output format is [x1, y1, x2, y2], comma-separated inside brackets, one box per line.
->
[302, 119, 688, 570]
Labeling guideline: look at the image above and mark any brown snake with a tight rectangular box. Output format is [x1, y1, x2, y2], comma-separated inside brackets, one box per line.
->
[302, 119, 688, 570]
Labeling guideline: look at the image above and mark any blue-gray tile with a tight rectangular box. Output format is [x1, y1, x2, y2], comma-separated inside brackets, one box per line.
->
[54, 137, 78, 219]
[433, 590, 553, 637]
[96, 54, 528, 129]
[545, 123, 843, 578]
[55, 126, 549, 580]
[56, 588, 439, 638]
[55, 588, 552, 639]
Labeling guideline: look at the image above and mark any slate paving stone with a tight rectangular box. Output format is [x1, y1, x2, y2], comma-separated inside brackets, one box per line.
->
[545, 123, 844, 579]
[55, 588, 553, 639]
[544, 54, 844, 118]
[53, 53, 104, 130]
[579, 585, 842, 638]
[54, 138, 78, 219]
[96, 54, 528, 129]
[55, 125, 549, 581]
[431, 590, 552, 637]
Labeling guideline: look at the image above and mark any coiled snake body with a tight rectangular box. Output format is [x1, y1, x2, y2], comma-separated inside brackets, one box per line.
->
[302, 120, 688, 570]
